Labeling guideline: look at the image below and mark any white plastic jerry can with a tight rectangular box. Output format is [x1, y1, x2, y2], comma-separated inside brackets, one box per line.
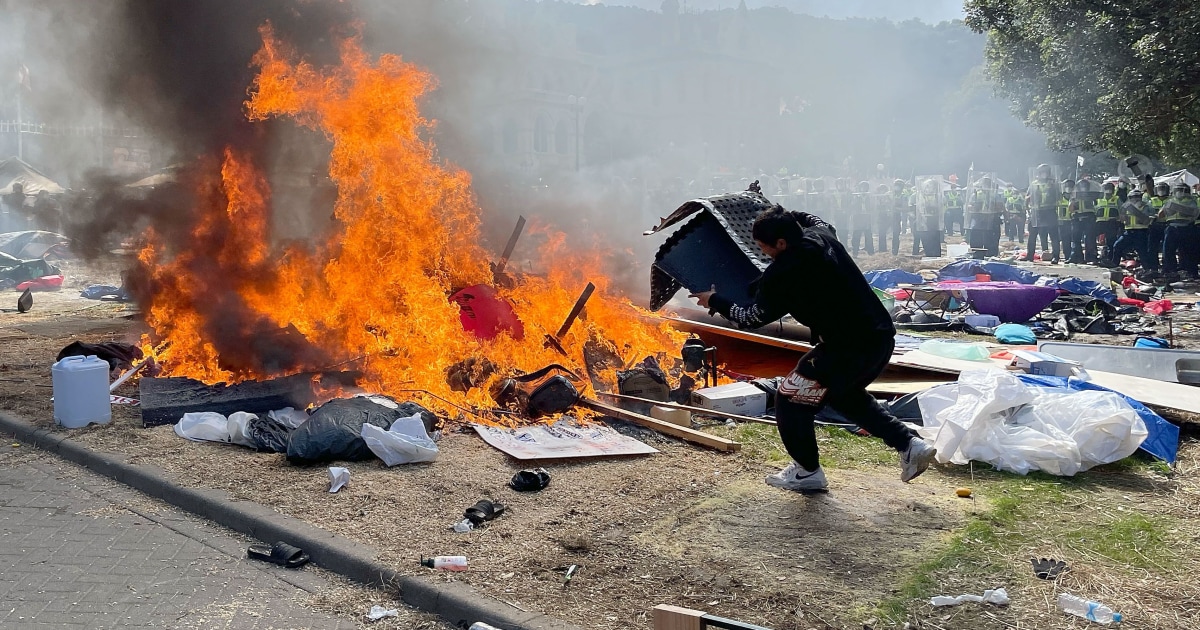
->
[51, 355, 112, 428]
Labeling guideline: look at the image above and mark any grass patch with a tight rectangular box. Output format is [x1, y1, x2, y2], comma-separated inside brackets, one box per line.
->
[713, 422, 899, 469]
[1066, 513, 1178, 572]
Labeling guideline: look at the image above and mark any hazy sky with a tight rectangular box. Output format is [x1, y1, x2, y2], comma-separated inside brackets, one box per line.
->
[574, 0, 966, 23]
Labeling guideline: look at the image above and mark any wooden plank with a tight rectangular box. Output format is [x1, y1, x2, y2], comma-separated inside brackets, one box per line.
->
[653, 605, 705, 630]
[595, 391, 777, 425]
[867, 380, 951, 395]
[891, 350, 1200, 416]
[580, 397, 741, 452]
[663, 316, 814, 353]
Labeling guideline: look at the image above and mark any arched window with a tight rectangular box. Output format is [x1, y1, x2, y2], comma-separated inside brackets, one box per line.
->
[555, 119, 570, 155]
[533, 114, 550, 153]
[502, 120, 519, 155]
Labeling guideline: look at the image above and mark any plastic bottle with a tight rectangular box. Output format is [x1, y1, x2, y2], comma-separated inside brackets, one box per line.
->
[1057, 593, 1123, 624]
[420, 555, 468, 571]
[468, 624, 501, 630]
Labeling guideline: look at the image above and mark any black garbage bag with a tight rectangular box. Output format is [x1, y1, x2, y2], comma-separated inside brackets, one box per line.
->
[247, 415, 293, 453]
[286, 398, 402, 464]
[57, 340, 143, 372]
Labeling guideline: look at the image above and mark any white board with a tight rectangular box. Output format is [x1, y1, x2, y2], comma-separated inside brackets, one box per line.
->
[472, 419, 658, 460]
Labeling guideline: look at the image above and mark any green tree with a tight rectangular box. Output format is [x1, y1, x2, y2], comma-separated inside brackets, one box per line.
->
[965, 0, 1200, 167]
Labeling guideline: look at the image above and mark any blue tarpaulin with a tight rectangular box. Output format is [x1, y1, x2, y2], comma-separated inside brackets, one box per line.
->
[1036, 276, 1118, 304]
[1016, 374, 1179, 464]
[863, 268, 924, 290]
[936, 260, 1041, 284]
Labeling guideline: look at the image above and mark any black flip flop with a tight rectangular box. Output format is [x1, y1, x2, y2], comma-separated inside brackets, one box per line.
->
[464, 499, 506, 526]
[509, 468, 551, 492]
[248, 541, 310, 568]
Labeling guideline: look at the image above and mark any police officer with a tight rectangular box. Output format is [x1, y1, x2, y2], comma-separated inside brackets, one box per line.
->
[1095, 182, 1122, 266]
[875, 183, 894, 255]
[887, 179, 908, 255]
[1111, 190, 1154, 277]
[1147, 180, 1170, 274]
[944, 185, 964, 236]
[1055, 179, 1075, 263]
[1160, 182, 1200, 280]
[913, 178, 942, 257]
[967, 177, 1003, 257]
[832, 178, 852, 242]
[1069, 180, 1098, 263]
[1004, 185, 1024, 244]
[851, 180, 875, 256]
[1026, 165, 1061, 263]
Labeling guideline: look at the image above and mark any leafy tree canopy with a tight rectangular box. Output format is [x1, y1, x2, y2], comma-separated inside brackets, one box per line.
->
[965, 0, 1200, 167]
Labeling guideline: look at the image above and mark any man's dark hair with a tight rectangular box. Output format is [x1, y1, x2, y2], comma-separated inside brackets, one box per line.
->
[752, 205, 805, 245]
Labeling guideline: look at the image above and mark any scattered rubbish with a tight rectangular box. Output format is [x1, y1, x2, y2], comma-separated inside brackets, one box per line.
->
[247, 541, 310, 569]
[580, 398, 742, 452]
[51, 355, 112, 429]
[175, 412, 232, 443]
[80, 284, 133, 301]
[963, 314, 1000, 329]
[1143, 299, 1172, 315]
[917, 370, 1148, 476]
[366, 606, 399, 621]
[446, 357, 498, 393]
[0, 252, 59, 291]
[286, 397, 404, 464]
[247, 415, 296, 453]
[226, 411, 259, 448]
[361, 414, 439, 466]
[930, 587, 1010, 607]
[450, 284, 524, 341]
[690, 381, 768, 416]
[489, 364, 582, 417]
[918, 339, 992, 361]
[452, 519, 474, 534]
[15, 274, 63, 291]
[420, 555, 468, 571]
[473, 419, 657, 460]
[1058, 593, 1122, 624]
[955, 487, 972, 498]
[995, 323, 1037, 345]
[268, 406, 310, 429]
[650, 405, 691, 427]
[468, 623, 501, 630]
[109, 395, 139, 406]
[563, 564, 579, 588]
[16, 287, 31, 312]
[1134, 337, 1170, 349]
[464, 499, 505, 526]
[11, 442, 19, 447]
[328, 467, 349, 493]
[58, 341, 143, 374]
[1031, 557, 1069, 580]
[1010, 350, 1086, 378]
[617, 356, 671, 413]
[510, 468, 551, 492]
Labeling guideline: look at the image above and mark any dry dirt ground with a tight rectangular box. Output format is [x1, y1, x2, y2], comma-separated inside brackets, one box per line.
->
[2, 261, 1199, 629]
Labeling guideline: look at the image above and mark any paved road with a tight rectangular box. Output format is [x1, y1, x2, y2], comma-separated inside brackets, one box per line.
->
[0, 442, 435, 629]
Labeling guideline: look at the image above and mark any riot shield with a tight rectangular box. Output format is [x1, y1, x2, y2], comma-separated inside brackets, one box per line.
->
[914, 175, 945, 233]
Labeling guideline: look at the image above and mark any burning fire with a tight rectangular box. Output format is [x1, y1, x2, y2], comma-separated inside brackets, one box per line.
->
[137, 25, 682, 416]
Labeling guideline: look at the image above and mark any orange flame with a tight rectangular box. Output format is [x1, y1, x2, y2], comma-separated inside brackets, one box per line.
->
[137, 25, 682, 417]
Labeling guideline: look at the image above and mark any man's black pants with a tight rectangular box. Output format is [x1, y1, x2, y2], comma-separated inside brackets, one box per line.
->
[774, 336, 916, 471]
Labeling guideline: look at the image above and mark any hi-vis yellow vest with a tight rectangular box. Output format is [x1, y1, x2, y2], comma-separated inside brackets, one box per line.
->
[1122, 202, 1150, 230]
[1095, 195, 1120, 221]
[1056, 197, 1073, 223]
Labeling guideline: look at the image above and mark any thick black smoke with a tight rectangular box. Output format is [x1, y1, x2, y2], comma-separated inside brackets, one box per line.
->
[60, 0, 358, 376]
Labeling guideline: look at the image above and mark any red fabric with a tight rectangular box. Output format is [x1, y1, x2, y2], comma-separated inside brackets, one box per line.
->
[1118, 297, 1146, 307]
[15, 275, 64, 291]
[450, 284, 525, 341]
[990, 346, 1036, 361]
[1121, 276, 1138, 288]
[1143, 300, 1173, 315]
[889, 289, 911, 299]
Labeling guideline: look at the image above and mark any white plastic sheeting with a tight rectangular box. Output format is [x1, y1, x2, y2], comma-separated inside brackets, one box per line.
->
[916, 370, 1148, 476]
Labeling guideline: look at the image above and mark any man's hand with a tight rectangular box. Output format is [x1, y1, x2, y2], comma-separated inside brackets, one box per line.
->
[688, 285, 717, 309]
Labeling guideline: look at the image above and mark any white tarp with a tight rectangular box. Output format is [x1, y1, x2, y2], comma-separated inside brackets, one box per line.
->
[916, 370, 1147, 476]
[472, 419, 658, 460]
[1155, 169, 1199, 189]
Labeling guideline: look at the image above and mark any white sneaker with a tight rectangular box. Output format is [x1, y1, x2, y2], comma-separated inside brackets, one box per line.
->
[765, 461, 828, 493]
[900, 437, 937, 483]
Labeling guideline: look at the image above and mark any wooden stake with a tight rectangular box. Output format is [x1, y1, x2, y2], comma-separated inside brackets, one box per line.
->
[580, 397, 740, 452]
[594, 391, 776, 426]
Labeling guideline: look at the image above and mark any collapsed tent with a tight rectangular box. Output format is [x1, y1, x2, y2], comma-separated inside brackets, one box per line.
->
[1155, 169, 1199, 190]
[0, 157, 65, 196]
[916, 370, 1174, 476]
[0, 231, 70, 259]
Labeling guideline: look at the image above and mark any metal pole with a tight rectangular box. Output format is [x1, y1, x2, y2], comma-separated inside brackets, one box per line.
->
[16, 88, 22, 160]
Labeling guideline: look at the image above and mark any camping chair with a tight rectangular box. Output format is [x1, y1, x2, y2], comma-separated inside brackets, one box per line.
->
[897, 285, 965, 320]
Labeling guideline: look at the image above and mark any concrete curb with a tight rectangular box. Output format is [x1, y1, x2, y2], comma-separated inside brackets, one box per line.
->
[0, 412, 582, 630]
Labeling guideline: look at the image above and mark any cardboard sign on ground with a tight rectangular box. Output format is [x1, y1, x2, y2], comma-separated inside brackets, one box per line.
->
[472, 419, 658, 460]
